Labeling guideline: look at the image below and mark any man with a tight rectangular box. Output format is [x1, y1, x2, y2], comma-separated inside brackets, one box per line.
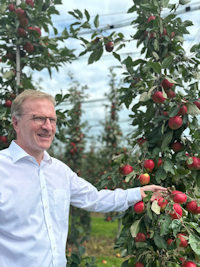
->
[0, 90, 166, 267]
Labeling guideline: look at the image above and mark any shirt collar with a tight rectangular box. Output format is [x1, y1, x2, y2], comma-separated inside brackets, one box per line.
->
[8, 141, 52, 164]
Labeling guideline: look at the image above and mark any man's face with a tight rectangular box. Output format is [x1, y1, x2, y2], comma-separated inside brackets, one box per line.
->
[13, 98, 56, 160]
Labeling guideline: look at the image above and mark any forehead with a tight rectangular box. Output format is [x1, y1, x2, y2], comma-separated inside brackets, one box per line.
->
[22, 98, 56, 116]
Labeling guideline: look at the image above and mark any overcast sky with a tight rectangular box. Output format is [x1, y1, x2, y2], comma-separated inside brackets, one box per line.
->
[30, 0, 200, 149]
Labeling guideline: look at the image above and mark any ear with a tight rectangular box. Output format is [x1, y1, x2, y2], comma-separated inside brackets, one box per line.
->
[12, 116, 20, 133]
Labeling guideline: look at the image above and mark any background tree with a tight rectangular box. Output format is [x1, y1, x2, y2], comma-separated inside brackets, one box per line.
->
[69, 1, 200, 266]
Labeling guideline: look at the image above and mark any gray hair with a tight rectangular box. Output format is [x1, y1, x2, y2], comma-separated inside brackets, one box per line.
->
[11, 89, 55, 120]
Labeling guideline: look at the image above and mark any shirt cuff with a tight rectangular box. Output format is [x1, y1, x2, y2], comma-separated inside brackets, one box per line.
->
[127, 187, 142, 205]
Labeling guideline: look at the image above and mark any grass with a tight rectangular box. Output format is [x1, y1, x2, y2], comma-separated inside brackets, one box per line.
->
[67, 213, 126, 267]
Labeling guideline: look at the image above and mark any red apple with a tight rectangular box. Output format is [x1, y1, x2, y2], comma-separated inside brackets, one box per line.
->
[170, 32, 175, 39]
[171, 141, 183, 152]
[6, 52, 15, 61]
[26, 0, 34, 7]
[8, 4, 15, 12]
[162, 28, 167, 36]
[17, 27, 26, 36]
[5, 100, 12, 108]
[0, 136, 8, 143]
[167, 238, 174, 245]
[169, 203, 183, 219]
[177, 233, 188, 247]
[186, 201, 198, 214]
[144, 159, 155, 172]
[186, 156, 200, 170]
[105, 42, 114, 52]
[155, 158, 163, 168]
[177, 105, 187, 116]
[34, 27, 41, 37]
[120, 165, 133, 175]
[135, 263, 144, 267]
[172, 190, 187, 204]
[107, 217, 111, 221]
[161, 79, 174, 90]
[158, 197, 168, 211]
[168, 116, 183, 130]
[147, 15, 156, 23]
[139, 173, 150, 185]
[137, 137, 147, 146]
[19, 18, 28, 28]
[24, 42, 34, 53]
[193, 206, 200, 215]
[166, 90, 176, 99]
[152, 91, 166, 104]
[135, 232, 146, 242]
[15, 7, 26, 18]
[163, 111, 169, 116]
[179, 258, 186, 267]
[28, 26, 34, 31]
[149, 32, 156, 39]
[102, 260, 107, 264]
[185, 262, 197, 267]
[134, 201, 144, 214]
[194, 99, 200, 109]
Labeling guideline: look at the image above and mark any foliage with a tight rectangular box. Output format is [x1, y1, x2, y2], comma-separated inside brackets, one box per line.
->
[70, 0, 200, 266]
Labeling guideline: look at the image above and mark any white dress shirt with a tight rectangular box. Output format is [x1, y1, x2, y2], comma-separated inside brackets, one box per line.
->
[0, 141, 142, 267]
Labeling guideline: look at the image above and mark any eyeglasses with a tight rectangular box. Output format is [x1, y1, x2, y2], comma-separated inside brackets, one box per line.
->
[28, 114, 57, 126]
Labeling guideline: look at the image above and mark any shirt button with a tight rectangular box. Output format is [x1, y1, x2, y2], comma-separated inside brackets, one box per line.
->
[43, 186, 45, 189]
[49, 225, 51, 229]
[45, 205, 48, 209]
[53, 247, 55, 250]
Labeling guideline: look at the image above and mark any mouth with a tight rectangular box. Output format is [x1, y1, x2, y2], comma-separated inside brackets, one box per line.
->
[38, 134, 51, 138]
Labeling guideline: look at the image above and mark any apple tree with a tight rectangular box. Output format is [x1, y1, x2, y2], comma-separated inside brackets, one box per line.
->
[68, 1, 200, 266]
[0, 0, 78, 148]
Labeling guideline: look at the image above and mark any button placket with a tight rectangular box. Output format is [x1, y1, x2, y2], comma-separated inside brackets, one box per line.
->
[39, 169, 58, 267]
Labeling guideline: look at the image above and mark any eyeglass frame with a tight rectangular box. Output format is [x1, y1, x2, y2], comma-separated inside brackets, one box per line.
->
[18, 114, 57, 126]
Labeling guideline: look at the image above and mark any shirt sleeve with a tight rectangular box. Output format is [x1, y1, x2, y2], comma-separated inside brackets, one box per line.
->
[69, 170, 142, 213]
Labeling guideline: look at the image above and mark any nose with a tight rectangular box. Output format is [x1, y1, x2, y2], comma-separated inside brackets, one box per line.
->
[41, 118, 53, 130]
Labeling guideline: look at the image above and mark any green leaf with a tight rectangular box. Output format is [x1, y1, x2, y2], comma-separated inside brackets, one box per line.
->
[146, 201, 153, 219]
[121, 260, 129, 267]
[187, 103, 200, 116]
[152, 52, 160, 60]
[161, 55, 173, 69]
[130, 219, 140, 238]
[74, 9, 83, 19]
[113, 52, 121, 62]
[173, 35, 185, 43]
[71, 254, 81, 264]
[189, 234, 200, 256]
[169, 106, 179, 117]
[88, 48, 103, 64]
[126, 56, 133, 68]
[125, 170, 135, 182]
[151, 201, 160, 215]
[81, 21, 91, 29]
[160, 215, 172, 236]
[54, 0, 62, 4]
[78, 246, 86, 256]
[153, 232, 168, 249]
[164, 159, 175, 175]
[139, 92, 150, 102]
[180, 0, 191, 4]
[3, 70, 15, 80]
[154, 38, 159, 52]
[147, 62, 161, 74]
[170, 219, 181, 236]
[161, 130, 173, 148]
[155, 165, 167, 183]
[93, 14, 99, 28]
[84, 9, 90, 21]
